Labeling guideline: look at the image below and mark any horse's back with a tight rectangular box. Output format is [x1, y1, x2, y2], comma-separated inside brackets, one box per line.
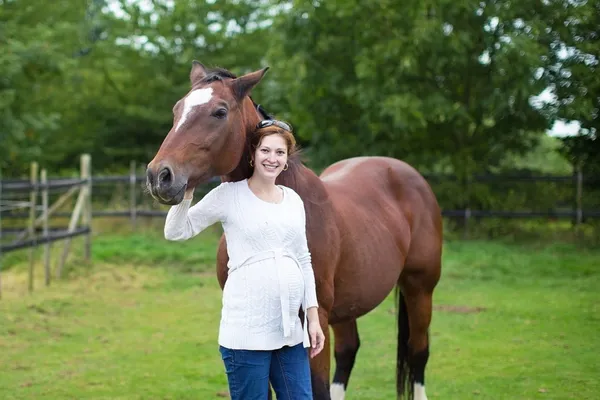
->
[320, 156, 440, 217]
[320, 155, 442, 256]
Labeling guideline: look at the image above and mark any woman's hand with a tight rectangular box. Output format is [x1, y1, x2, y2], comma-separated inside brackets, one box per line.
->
[307, 307, 325, 358]
[184, 186, 195, 200]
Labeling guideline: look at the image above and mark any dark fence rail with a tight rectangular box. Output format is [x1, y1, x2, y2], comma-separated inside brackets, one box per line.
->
[2, 171, 600, 256]
[423, 174, 600, 183]
[4, 172, 599, 218]
[1, 178, 88, 192]
[4, 209, 600, 220]
[1, 227, 90, 253]
[7, 173, 598, 183]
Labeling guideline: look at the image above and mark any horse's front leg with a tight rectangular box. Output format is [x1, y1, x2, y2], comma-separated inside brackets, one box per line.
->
[310, 308, 332, 400]
[330, 319, 360, 400]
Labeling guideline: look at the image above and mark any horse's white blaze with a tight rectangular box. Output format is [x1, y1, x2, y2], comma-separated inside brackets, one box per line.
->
[414, 383, 428, 400]
[321, 157, 366, 182]
[330, 383, 345, 400]
[175, 87, 213, 132]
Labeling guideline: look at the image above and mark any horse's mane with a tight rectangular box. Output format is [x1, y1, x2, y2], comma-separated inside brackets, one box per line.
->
[199, 67, 238, 83]
[277, 151, 309, 187]
[198, 66, 274, 120]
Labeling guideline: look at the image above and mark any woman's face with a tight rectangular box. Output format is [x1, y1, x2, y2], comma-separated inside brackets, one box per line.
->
[252, 134, 288, 180]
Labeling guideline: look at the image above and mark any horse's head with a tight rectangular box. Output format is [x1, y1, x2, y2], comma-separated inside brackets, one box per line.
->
[146, 61, 268, 205]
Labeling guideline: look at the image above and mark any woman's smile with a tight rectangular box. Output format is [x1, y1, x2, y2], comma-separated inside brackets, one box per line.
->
[254, 135, 288, 179]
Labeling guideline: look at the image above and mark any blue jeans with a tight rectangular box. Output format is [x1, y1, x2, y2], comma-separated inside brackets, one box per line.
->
[219, 343, 313, 400]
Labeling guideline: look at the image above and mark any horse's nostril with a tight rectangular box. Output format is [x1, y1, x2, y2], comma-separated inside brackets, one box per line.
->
[157, 166, 173, 186]
[146, 168, 155, 186]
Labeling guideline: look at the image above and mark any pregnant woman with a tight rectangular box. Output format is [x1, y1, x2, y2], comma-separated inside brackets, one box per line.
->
[163, 119, 325, 400]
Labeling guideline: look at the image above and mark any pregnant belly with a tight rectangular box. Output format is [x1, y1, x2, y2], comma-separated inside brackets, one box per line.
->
[222, 258, 305, 329]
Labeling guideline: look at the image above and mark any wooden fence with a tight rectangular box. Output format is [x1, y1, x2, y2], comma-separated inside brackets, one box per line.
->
[2, 158, 600, 297]
[0, 155, 92, 298]
[90, 166, 600, 224]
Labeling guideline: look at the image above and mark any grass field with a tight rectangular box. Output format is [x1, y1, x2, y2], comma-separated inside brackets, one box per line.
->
[1, 225, 599, 399]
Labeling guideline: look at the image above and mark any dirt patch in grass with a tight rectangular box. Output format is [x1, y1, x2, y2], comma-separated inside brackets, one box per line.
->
[388, 304, 486, 316]
[434, 304, 487, 313]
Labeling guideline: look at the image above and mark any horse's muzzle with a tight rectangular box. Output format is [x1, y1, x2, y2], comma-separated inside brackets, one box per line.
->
[146, 163, 187, 205]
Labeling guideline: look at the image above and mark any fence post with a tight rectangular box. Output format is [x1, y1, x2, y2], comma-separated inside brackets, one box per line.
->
[575, 165, 583, 230]
[82, 154, 92, 263]
[41, 169, 51, 286]
[463, 208, 471, 239]
[28, 162, 38, 293]
[130, 160, 137, 231]
[0, 167, 3, 300]
[57, 154, 89, 277]
[463, 175, 471, 240]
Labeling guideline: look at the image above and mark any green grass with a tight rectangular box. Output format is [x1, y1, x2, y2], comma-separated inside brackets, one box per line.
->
[1, 229, 599, 399]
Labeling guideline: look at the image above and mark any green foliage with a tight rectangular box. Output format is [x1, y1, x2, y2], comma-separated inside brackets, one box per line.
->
[429, 174, 575, 217]
[428, 135, 575, 214]
[0, 0, 88, 175]
[266, 0, 554, 180]
[1, 0, 597, 214]
[543, 0, 599, 176]
[1, 0, 275, 176]
[497, 134, 572, 174]
[65, 0, 274, 171]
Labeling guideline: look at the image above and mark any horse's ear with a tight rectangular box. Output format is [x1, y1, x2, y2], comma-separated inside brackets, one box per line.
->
[190, 60, 208, 85]
[230, 67, 269, 101]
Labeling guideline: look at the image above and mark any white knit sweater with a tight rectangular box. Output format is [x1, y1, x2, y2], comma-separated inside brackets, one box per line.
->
[163, 179, 319, 350]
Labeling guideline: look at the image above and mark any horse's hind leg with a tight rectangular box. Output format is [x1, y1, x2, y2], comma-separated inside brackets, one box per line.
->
[396, 265, 439, 400]
[330, 320, 360, 400]
[398, 284, 433, 400]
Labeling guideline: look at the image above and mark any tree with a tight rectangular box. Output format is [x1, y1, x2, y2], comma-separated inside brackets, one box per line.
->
[0, 0, 90, 175]
[543, 0, 599, 177]
[0, 0, 275, 176]
[54, 0, 276, 173]
[267, 0, 556, 184]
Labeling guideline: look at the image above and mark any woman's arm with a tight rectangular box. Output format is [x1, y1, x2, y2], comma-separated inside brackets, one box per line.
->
[164, 183, 229, 241]
[293, 193, 325, 357]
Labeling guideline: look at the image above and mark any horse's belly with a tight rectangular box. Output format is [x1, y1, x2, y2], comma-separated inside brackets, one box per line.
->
[329, 235, 404, 323]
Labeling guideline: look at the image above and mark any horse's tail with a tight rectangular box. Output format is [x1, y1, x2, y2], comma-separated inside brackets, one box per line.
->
[396, 286, 414, 400]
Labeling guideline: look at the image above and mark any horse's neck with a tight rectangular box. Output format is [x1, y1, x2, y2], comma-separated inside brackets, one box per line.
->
[276, 159, 329, 203]
[222, 98, 261, 183]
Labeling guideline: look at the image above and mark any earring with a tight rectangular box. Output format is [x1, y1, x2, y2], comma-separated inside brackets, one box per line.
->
[283, 163, 289, 171]
[249, 159, 254, 167]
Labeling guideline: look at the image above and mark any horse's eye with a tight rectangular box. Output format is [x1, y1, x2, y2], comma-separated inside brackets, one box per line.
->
[212, 108, 228, 119]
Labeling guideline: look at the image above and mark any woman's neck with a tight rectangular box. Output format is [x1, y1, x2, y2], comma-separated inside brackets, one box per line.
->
[248, 174, 276, 191]
[248, 174, 282, 202]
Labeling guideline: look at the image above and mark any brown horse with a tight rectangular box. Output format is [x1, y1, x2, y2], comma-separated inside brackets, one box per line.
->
[146, 61, 443, 400]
